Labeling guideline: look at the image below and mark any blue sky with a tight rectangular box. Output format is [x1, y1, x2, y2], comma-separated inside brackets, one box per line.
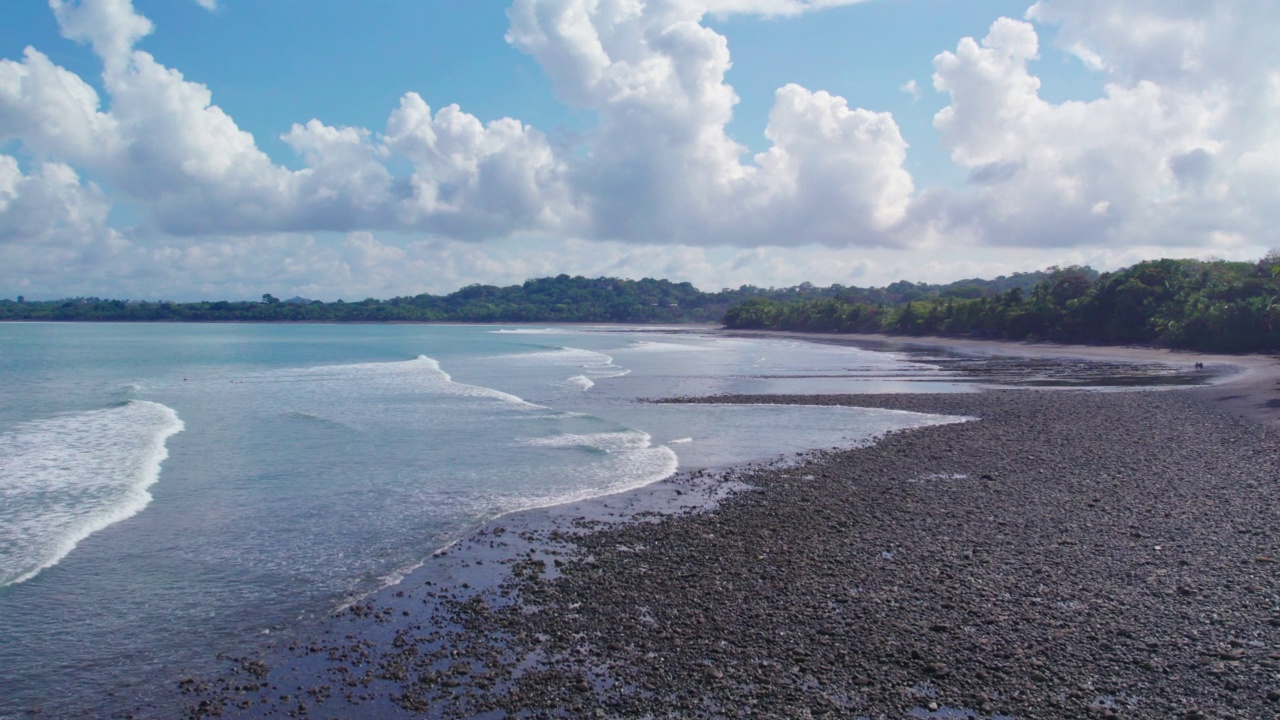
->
[2, 0, 1094, 184]
[0, 0, 1275, 300]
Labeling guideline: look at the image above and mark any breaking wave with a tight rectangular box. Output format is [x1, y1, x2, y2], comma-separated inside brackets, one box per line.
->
[0, 401, 184, 587]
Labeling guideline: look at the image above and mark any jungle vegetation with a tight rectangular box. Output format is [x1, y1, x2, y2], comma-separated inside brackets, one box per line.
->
[0, 271, 1050, 325]
[5, 256, 1278, 352]
[722, 257, 1280, 353]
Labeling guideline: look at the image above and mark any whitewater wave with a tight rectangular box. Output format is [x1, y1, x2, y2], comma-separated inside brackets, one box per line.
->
[487, 328, 565, 335]
[513, 429, 679, 507]
[522, 429, 658, 452]
[620, 340, 714, 353]
[246, 355, 544, 411]
[487, 346, 631, 391]
[414, 356, 543, 408]
[0, 401, 185, 587]
[488, 346, 613, 367]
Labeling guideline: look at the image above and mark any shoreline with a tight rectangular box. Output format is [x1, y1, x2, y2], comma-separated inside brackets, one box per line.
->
[723, 328, 1277, 377]
[0, 319, 723, 330]
[176, 340, 1280, 719]
[724, 329, 1280, 429]
[175, 467, 760, 719]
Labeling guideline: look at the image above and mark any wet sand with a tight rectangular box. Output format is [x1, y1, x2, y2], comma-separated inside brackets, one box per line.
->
[180, 339, 1280, 720]
[736, 330, 1280, 428]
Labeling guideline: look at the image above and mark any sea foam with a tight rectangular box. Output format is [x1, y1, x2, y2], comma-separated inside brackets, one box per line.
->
[252, 355, 544, 410]
[414, 356, 543, 408]
[0, 401, 184, 587]
[485, 346, 631, 390]
[514, 429, 679, 507]
[620, 340, 714, 353]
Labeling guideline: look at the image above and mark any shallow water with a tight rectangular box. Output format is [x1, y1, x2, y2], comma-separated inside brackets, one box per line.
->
[0, 323, 972, 717]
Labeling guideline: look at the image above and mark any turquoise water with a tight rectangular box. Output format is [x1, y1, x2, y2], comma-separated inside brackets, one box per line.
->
[0, 323, 967, 716]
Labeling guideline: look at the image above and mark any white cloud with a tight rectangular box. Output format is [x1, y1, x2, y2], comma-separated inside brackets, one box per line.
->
[50, 0, 153, 70]
[1026, 0, 1280, 225]
[0, 155, 148, 295]
[0, 47, 121, 164]
[700, 0, 873, 18]
[13, 0, 923, 250]
[899, 79, 920, 100]
[0, 0, 914, 259]
[105, 49, 296, 234]
[749, 84, 913, 241]
[925, 15, 1260, 249]
[0, 0, 581, 241]
[506, 0, 915, 246]
[193, 0, 218, 11]
[1025, 1, 1280, 88]
[3, 0, 1280, 301]
[0, 156, 111, 246]
[280, 120, 394, 229]
[384, 93, 580, 239]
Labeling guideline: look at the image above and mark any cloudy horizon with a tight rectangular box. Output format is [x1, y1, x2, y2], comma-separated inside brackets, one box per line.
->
[1, 0, 1276, 301]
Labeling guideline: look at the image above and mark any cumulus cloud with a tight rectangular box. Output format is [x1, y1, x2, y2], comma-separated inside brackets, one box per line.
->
[5, 0, 579, 241]
[0, 156, 111, 246]
[1027, 0, 1280, 232]
[0, 0, 922, 251]
[50, 0, 152, 69]
[0, 47, 121, 164]
[3, 0, 1279, 301]
[699, 0, 873, 18]
[924, 13, 1264, 249]
[750, 84, 912, 240]
[384, 93, 580, 239]
[1026, 1, 1280, 87]
[0, 154, 145, 295]
[506, 0, 915, 246]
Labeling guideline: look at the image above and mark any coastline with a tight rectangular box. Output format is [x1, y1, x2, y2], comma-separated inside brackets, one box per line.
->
[725, 329, 1280, 429]
[177, 338, 1280, 719]
[175, 467, 757, 719]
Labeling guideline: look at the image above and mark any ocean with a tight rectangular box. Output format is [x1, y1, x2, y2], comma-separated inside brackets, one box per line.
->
[0, 323, 969, 717]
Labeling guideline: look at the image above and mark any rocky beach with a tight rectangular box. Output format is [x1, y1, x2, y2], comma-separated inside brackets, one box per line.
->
[180, 341, 1280, 720]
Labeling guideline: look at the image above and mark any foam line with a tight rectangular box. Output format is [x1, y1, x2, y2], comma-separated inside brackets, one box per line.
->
[505, 430, 680, 512]
[415, 356, 544, 408]
[482, 346, 632, 391]
[621, 340, 713, 353]
[0, 401, 184, 587]
[246, 355, 545, 410]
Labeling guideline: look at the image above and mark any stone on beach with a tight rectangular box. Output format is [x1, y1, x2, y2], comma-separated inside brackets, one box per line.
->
[185, 358, 1280, 720]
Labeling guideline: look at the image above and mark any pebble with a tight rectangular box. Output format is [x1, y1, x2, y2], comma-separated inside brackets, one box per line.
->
[181, 386, 1280, 720]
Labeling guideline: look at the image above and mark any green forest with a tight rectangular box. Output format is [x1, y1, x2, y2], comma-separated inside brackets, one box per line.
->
[3, 256, 1278, 352]
[723, 256, 1280, 353]
[0, 271, 1048, 325]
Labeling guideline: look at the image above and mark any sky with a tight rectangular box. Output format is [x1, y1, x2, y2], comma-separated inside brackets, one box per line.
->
[1, 0, 1277, 301]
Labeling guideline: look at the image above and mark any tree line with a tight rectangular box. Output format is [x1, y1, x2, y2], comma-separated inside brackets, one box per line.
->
[10, 258, 1275, 352]
[722, 256, 1280, 353]
[0, 271, 1048, 325]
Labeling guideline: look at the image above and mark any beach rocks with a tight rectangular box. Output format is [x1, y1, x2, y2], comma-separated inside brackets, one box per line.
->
[183, 386, 1280, 719]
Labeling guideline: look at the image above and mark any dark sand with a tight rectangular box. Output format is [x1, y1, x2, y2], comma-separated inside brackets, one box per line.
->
[181, 339, 1280, 720]
[739, 330, 1280, 428]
